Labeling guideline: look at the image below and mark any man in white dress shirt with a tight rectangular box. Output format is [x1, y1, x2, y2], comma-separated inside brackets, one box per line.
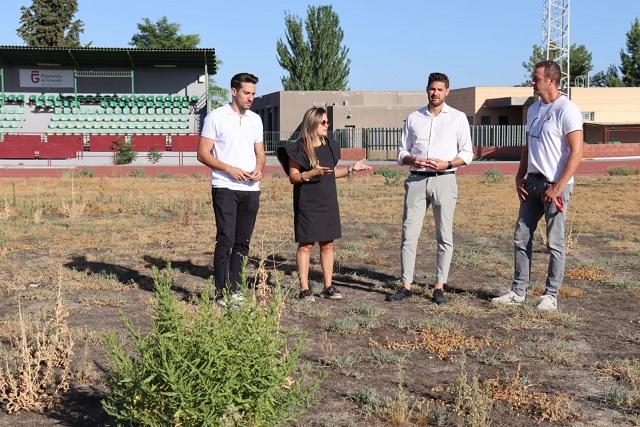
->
[386, 72, 474, 305]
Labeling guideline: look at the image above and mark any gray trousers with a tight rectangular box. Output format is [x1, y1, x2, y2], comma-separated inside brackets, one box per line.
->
[512, 175, 573, 297]
[401, 173, 458, 285]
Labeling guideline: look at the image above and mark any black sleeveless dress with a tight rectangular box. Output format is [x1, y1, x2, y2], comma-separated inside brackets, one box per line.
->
[279, 140, 342, 243]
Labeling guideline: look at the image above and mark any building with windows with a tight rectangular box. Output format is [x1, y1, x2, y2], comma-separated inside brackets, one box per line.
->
[253, 87, 640, 137]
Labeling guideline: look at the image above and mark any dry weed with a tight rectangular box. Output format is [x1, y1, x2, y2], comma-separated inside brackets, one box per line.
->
[0, 276, 74, 413]
[370, 326, 500, 360]
[530, 284, 585, 298]
[565, 265, 613, 282]
[486, 363, 578, 422]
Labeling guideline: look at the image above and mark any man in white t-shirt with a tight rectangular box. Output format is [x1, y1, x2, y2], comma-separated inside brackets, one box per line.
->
[492, 60, 583, 310]
[197, 72, 265, 297]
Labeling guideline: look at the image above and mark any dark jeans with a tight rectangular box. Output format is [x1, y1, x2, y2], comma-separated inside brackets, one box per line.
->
[211, 187, 260, 293]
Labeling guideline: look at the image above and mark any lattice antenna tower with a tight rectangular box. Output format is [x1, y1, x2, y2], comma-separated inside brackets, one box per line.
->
[541, 0, 570, 95]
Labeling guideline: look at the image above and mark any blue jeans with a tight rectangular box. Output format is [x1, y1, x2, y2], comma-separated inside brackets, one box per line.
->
[511, 175, 573, 298]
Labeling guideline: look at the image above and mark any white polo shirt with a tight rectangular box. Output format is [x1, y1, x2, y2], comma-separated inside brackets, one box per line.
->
[526, 96, 582, 184]
[201, 103, 264, 191]
[398, 103, 474, 170]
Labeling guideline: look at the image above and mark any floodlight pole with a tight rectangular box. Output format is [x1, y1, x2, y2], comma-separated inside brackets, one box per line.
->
[542, 0, 571, 97]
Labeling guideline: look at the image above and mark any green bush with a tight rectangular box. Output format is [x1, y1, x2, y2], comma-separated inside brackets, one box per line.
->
[129, 169, 146, 178]
[607, 166, 640, 176]
[113, 140, 136, 165]
[374, 167, 404, 186]
[147, 148, 163, 165]
[482, 168, 504, 184]
[78, 169, 96, 178]
[102, 266, 317, 426]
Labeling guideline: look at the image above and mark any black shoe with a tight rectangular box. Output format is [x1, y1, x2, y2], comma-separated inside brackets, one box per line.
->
[432, 288, 447, 305]
[386, 287, 412, 302]
[322, 285, 343, 300]
[298, 289, 315, 301]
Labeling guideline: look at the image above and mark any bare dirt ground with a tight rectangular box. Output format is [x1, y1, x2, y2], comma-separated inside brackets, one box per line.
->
[0, 171, 638, 426]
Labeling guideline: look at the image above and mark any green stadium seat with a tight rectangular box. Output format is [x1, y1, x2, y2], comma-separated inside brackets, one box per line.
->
[7, 95, 16, 102]
[17, 95, 24, 103]
[182, 95, 189, 102]
[137, 101, 145, 108]
[29, 95, 37, 103]
[190, 95, 199, 103]
[155, 95, 163, 102]
[109, 100, 117, 108]
[146, 95, 154, 102]
[120, 95, 129, 103]
[47, 95, 55, 102]
[164, 95, 172, 102]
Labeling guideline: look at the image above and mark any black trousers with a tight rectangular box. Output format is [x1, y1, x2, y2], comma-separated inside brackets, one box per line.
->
[211, 187, 260, 293]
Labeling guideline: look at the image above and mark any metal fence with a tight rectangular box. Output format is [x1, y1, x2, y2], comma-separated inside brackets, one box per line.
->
[264, 125, 526, 153]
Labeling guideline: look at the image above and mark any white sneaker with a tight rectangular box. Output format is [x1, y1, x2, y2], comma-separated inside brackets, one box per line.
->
[218, 292, 245, 309]
[491, 290, 525, 305]
[536, 294, 557, 311]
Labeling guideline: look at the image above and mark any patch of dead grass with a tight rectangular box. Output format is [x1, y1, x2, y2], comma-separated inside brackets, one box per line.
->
[370, 325, 508, 360]
[487, 364, 579, 422]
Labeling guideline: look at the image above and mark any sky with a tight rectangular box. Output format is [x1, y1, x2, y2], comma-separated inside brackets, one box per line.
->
[1, 0, 638, 95]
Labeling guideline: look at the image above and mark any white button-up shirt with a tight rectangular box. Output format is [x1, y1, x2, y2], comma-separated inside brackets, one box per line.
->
[398, 103, 474, 171]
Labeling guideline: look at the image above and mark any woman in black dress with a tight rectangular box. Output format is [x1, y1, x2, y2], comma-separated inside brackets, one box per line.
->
[282, 107, 371, 300]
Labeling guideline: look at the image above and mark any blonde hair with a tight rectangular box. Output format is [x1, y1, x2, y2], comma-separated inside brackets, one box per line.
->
[298, 107, 327, 167]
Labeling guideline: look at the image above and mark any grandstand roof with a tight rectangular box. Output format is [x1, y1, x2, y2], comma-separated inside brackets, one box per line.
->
[0, 46, 216, 72]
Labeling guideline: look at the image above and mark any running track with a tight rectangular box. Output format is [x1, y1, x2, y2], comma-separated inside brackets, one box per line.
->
[0, 159, 638, 178]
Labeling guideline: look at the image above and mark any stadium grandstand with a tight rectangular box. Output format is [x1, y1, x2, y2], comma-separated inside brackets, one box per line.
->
[0, 45, 216, 160]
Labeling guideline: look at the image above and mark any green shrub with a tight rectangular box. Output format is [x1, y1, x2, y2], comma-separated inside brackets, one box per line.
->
[102, 266, 317, 426]
[113, 140, 136, 165]
[156, 173, 172, 179]
[129, 169, 146, 178]
[78, 169, 96, 178]
[374, 167, 404, 186]
[147, 148, 163, 164]
[607, 166, 640, 176]
[482, 168, 504, 184]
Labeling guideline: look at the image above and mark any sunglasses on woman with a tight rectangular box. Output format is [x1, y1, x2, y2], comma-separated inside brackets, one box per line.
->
[320, 120, 330, 126]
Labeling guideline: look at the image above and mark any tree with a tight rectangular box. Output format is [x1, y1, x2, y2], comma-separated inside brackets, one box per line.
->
[276, 5, 350, 90]
[620, 18, 640, 86]
[521, 43, 593, 85]
[130, 17, 199, 49]
[591, 64, 624, 87]
[17, 0, 84, 47]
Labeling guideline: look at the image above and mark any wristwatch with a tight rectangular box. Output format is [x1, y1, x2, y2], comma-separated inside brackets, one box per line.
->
[301, 172, 310, 182]
[446, 161, 453, 170]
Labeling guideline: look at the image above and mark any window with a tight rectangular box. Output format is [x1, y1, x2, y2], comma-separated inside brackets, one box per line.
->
[498, 116, 509, 125]
[582, 112, 594, 121]
[480, 116, 491, 125]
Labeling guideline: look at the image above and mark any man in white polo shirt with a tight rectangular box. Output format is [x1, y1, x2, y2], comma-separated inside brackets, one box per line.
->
[386, 72, 474, 305]
[197, 72, 265, 297]
[492, 60, 583, 310]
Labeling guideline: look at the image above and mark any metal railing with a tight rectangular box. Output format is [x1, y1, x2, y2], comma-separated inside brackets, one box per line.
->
[264, 125, 526, 153]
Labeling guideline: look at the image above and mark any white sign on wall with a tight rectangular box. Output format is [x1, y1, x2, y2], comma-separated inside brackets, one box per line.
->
[19, 69, 74, 88]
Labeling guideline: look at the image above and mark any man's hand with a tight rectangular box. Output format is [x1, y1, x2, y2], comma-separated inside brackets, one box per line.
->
[515, 176, 528, 202]
[425, 158, 447, 170]
[226, 166, 252, 181]
[541, 182, 561, 203]
[248, 169, 263, 182]
[412, 156, 430, 168]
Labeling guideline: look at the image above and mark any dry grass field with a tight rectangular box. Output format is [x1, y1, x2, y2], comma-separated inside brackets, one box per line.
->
[0, 171, 638, 426]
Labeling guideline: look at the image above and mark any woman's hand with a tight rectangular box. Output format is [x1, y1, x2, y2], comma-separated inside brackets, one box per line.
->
[310, 163, 334, 177]
[352, 159, 372, 172]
